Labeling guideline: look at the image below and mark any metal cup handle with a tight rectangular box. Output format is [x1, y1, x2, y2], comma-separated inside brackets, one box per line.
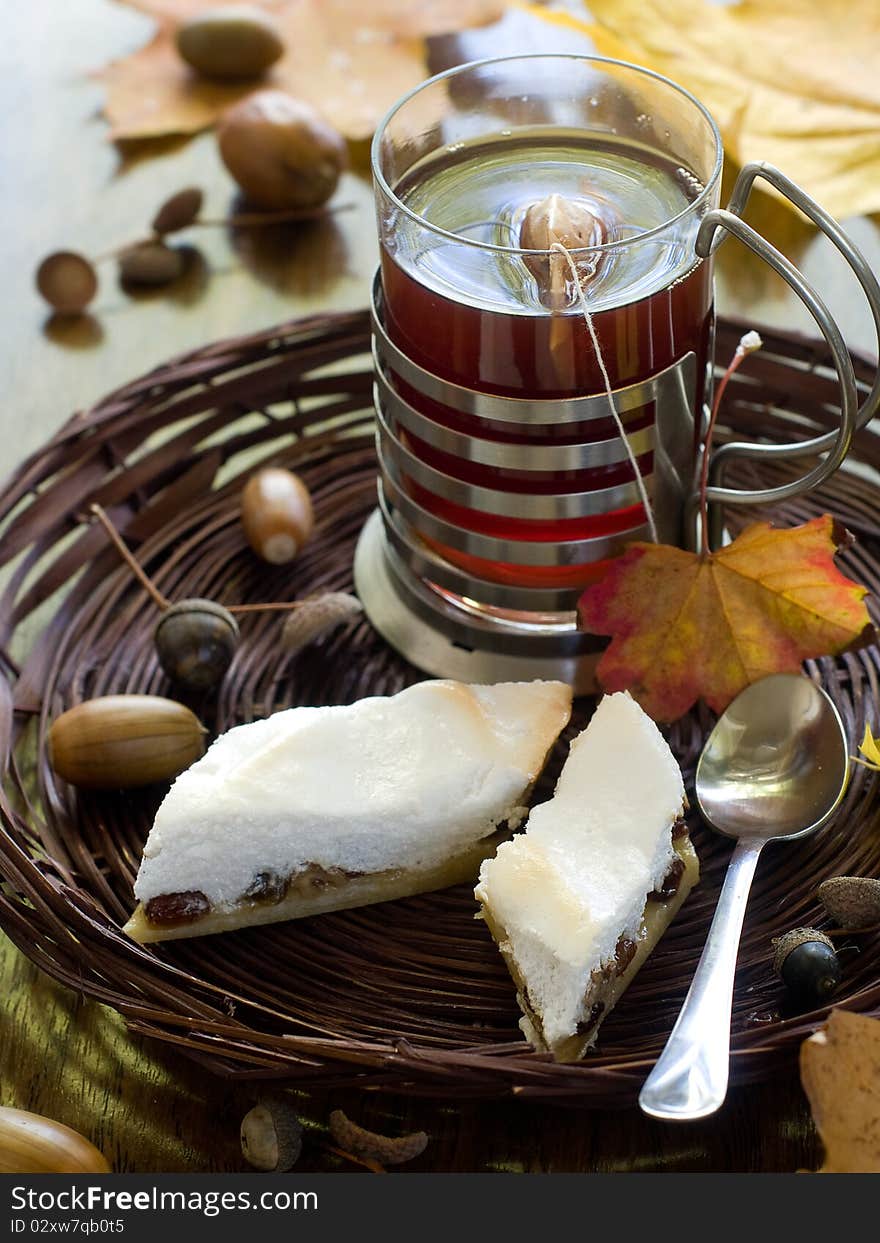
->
[689, 162, 880, 551]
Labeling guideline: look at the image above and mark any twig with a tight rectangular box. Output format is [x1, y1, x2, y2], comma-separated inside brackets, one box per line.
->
[698, 331, 763, 553]
[324, 1144, 387, 1174]
[199, 202, 355, 228]
[89, 504, 319, 617]
[227, 600, 309, 615]
[89, 504, 170, 611]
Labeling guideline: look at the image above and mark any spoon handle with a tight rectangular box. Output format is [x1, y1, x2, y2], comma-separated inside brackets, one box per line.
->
[638, 836, 764, 1121]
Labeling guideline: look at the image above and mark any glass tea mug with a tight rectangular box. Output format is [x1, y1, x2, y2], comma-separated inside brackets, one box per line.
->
[353, 55, 880, 693]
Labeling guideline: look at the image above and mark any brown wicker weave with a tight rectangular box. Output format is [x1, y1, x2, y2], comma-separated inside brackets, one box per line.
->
[1, 310, 879, 1105]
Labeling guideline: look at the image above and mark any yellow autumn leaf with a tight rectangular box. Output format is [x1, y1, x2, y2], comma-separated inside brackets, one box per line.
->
[103, 0, 506, 143]
[852, 723, 880, 772]
[526, 0, 880, 219]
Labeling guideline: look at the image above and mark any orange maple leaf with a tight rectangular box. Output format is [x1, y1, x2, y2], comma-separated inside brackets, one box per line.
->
[102, 0, 506, 143]
[578, 515, 874, 723]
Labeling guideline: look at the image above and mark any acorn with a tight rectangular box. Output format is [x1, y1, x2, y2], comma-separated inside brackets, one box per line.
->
[47, 695, 206, 790]
[241, 467, 314, 564]
[328, 1109, 428, 1166]
[119, 241, 185, 287]
[281, 591, 362, 656]
[152, 187, 204, 236]
[154, 599, 239, 692]
[176, 7, 285, 81]
[0, 1107, 111, 1174]
[36, 250, 98, 314]
[240, 1100, 302, 1172]
[817, 875, 880, 930]
[772, 927, 841, 1006]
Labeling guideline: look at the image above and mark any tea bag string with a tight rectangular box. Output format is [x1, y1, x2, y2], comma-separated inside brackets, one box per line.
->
[550, 242, 659, 543]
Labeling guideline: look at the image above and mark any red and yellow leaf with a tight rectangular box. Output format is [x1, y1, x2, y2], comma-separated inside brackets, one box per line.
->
[578, 515, 873, 722]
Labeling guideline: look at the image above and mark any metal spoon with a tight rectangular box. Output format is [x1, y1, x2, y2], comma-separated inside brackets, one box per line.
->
[639, 673, 849, 1121]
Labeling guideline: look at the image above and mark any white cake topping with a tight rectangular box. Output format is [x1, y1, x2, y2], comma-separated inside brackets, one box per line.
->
[475, 691, 685, 1048]
[134, 679, 572, 910]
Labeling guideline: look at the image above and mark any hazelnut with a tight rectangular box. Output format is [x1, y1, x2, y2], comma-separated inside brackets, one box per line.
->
[217, 91, 347, 211]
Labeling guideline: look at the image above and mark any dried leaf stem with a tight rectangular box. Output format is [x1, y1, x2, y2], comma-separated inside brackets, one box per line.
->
[91, 203, 354, 264]
[90, 504, 170, 610]
[698, 331, 763, 553]
[323, 1144, 387, 1174]
[200, 202, 355, 228]
[89, 503, 312, 617]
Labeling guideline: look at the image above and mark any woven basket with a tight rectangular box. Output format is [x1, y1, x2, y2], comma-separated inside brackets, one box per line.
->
[1, 309, 879, 1105]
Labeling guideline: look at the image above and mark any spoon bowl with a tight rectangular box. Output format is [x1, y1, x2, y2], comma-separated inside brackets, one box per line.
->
[639, 673, 849, 1121]
[696, 672, 850, 842]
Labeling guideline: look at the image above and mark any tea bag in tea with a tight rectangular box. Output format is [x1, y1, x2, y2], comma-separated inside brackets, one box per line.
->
[520, 193, 607, 311]
[520, 193, 609, 385]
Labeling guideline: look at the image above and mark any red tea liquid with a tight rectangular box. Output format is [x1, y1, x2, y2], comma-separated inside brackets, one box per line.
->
[379, 132, 713, 589]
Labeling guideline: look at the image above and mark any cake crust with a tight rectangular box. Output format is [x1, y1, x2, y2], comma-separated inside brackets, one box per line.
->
[125, 830, 508, 943]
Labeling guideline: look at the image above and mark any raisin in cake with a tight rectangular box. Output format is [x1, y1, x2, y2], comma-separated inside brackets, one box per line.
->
[124, 679, 572, 942]
[475, 691, 698, 1062]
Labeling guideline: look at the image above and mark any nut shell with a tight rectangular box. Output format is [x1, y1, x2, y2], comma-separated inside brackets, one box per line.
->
[119, 242, 185, 287]
[154, 599, 239, 692]
[241, 467, 314, 563]
[241, 1100, 302, 1172]
[328, 1109, 428, 1165]
[152, 187, 204, 235]
[36, 251, 98, 314]
[177, 7, 285, 80]
[47, 695, 206, 790]
[818, 875, 880, 928]
[772, 926, 834, 975]
[0, 1106, 110, 1174]
[218, 91, 346, 210]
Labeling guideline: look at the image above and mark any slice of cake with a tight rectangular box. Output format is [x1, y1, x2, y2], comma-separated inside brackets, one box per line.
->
[124, 679, 572, 943]
[475, 691, 698, 1062]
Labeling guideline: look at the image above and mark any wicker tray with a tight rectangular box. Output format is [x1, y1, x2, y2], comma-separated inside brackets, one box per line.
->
[1, 310, 879, 1105]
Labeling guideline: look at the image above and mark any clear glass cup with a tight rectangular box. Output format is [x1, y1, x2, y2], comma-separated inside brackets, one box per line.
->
[370, 55, 722, 591]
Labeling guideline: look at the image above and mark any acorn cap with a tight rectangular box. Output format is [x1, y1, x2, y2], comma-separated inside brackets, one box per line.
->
[772, 927, 834, 976]
[240, 1100, 302, 1172]
[155, 598, 239, 637]
[817, 876, 880, 929]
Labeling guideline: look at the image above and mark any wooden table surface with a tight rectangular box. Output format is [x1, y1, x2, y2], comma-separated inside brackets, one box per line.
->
[1, 0, 878, 1174]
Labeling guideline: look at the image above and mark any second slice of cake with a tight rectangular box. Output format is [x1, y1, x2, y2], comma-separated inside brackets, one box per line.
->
[475, 691, 698, 1062]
